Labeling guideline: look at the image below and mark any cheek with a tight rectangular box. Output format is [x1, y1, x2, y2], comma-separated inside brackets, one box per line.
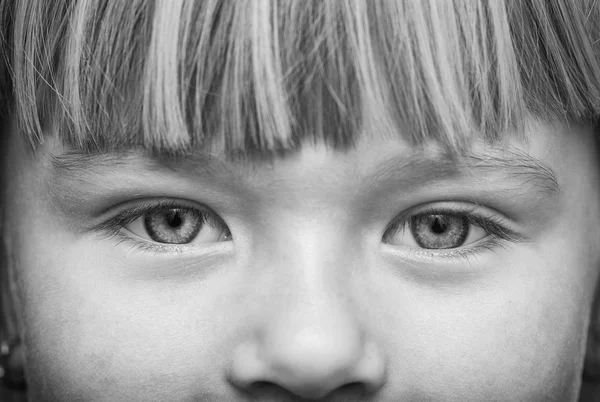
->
[16, 235, 233, 401]
[369, 241, 593, 401]
[6, 182, 230, 399]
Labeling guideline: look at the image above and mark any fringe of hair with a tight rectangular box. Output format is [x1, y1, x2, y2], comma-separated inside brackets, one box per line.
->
[2, 0, 600, 157]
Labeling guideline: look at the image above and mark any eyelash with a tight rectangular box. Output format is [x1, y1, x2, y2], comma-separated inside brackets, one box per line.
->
[97, 199, 226, 254]
[98, 201, 525, 259]
[383, 206, 526, 261]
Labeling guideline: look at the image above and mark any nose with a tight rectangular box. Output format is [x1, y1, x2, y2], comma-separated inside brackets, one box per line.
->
[227, 274, 387, 399]
[229, 337, 386, 399]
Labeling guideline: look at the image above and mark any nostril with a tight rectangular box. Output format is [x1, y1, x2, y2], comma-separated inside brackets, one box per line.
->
[248, 380, 276, 392]
[246, 380, 370, 400]
[249, 380, 327, 400]
[336, 381, 369, 396]
[245, 381, 308, 400]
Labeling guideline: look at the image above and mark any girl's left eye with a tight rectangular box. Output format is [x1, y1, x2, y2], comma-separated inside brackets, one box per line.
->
[383, 210, 509, 250]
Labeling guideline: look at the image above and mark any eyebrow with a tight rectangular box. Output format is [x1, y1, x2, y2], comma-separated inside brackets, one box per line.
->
[50, 146, 560, 196]
[50, 149, 230, 177]
[368, 148, 559, 195]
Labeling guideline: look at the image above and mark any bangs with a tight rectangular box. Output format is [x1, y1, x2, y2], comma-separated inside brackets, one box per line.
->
[5, 0, 600, 157]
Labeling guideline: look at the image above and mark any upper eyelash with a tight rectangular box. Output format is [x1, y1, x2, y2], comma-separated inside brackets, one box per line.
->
[384, 207, 526, 246]
[99, 202, 523, 257]
[96, 200, 226, 252]
[382, 208, 527, 263]
[97, 200, 187, 234]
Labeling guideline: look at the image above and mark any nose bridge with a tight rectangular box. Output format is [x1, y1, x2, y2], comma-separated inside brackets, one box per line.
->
[262, 229, 359, 359]
[228, 219, 386, 399]
[260, 216, 357, 336]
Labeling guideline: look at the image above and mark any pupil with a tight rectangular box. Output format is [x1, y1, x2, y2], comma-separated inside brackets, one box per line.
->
[431, 217, 447, 234]
[167, 211, 183, 228]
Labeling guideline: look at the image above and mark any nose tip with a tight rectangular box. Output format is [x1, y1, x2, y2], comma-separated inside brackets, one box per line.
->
[228, 331, 386, 399]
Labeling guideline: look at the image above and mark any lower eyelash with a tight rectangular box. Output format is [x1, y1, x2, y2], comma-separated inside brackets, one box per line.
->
[408, 236, 509, 262]
[111, 230, 188, 254]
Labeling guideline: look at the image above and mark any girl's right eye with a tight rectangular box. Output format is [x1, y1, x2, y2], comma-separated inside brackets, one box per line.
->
[99, 200, 232, 250]
[382, 204, 524, 256]
[125, 206, 231, 245]
[399, 213, 481, 249]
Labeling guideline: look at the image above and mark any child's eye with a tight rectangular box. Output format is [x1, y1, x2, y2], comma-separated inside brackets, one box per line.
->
[382, 206, 522, 251]
[384, 213, 485, 249]
[98, 200, 232, 251]
[124, 207, 231, 245]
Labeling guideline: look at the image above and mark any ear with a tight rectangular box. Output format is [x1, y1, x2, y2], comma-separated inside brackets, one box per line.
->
[585, 124, 600, 380]
[0, 114, 24, 345]
[0, 223, 26, 388]
[0, 235, 18, 341]
[585, 281, 600, 381]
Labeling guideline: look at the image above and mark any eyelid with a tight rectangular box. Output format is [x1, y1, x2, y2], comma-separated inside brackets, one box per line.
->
[386, 201, 515, 229]
[94, 198, 230, 252]
[97, 199, 216, 229]
[383, 202, 527, 245]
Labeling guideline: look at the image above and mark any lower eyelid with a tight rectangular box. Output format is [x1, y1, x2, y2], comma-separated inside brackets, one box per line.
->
[112, 229, 229, 255]
[382, 236, 508, 265]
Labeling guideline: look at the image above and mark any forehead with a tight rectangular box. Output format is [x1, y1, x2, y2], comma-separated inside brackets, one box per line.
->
[45, 121, 561, 198]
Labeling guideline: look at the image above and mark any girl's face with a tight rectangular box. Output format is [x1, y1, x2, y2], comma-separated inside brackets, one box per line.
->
[4, 117, 600, 401]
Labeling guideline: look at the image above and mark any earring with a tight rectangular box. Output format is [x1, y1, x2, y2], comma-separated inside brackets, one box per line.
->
[0, 337, 26, 389]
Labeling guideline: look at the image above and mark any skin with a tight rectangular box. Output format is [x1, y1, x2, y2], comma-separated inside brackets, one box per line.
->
[3, 117, 600, 401]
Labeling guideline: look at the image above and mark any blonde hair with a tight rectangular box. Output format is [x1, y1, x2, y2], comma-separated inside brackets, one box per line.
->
[2, 0, 600, 156]
[3, 0, 600, 380]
